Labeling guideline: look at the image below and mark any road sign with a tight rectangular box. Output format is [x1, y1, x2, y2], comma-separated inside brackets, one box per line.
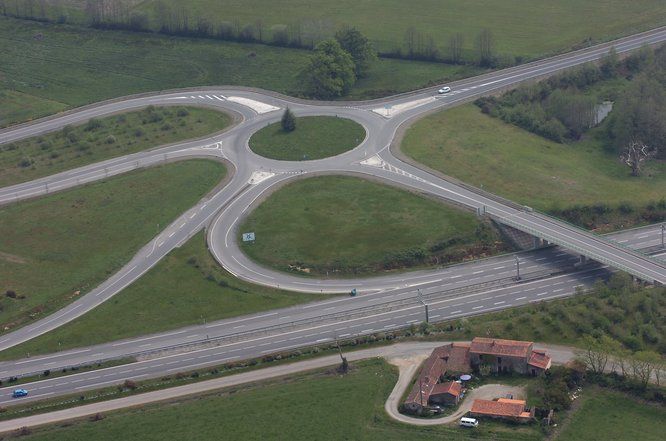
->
[242, 232, 255, 242]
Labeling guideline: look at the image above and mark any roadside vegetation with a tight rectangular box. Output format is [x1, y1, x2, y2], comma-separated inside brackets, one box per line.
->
[402, 47, 666, 232]
[239, 176, 510, 276]
[249, 115, 365, 160]
[0, 16, 478, 127]
[0, 232, 322, 361]
[0, 106, 231, 187]
[0, 160, 225, 334]
[421, 274, 665, 354]
[11, 359, 542, 441]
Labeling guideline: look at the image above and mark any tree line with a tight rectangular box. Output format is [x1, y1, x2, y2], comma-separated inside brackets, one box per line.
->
[1, 0, 510, 68]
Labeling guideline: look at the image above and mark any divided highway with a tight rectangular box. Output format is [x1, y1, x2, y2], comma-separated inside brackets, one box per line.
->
[0, 26, 664, 406]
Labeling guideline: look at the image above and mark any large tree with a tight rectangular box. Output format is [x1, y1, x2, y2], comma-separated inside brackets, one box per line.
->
[607, 76, 666, 161]
[334, 27, 377, 78]
[476, 28, 496, 67]
[302, 39, 356, 99]
[448, 32, 464, 64]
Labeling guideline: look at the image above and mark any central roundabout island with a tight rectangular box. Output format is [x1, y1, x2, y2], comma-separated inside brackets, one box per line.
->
[249, 115, 366, 161]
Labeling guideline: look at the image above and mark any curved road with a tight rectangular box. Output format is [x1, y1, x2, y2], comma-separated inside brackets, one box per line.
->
[0, 27, 664, 402]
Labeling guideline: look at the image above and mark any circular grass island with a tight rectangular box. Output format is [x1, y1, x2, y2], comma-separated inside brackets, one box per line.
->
[238, 176, 510, 277]
[249, 116, 365, 161]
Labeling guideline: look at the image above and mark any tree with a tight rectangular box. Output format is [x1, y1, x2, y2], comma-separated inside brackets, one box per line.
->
[621, 140, 656, 176]
[449, 32, 464, 64]
[281, 108, 296, 132]
[476, 28, 496, 67]
[579, 334, 617, 374]
[302, 39, 356, 99]
[607, 76, 666, 160]
[334, 27, 377, 78]
[600, 46, 620, 79]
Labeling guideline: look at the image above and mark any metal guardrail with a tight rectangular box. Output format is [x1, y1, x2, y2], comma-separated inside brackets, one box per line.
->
[2, 261, 586, 381]
[495, 213, 664, 284]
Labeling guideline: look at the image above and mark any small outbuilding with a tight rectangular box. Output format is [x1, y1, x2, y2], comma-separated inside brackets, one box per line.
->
[429, 381, 462, 406]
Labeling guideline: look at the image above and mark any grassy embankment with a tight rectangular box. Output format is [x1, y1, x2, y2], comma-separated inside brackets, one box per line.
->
[15, 359, 542, 441]
[0, 16, 480, 127]
[0, 106, 231, 187]
[401, 104, 665, 229]
[239, 176, 509, 276]
[0, 160, 225, 334]
[249, 116, 365, 161]
[0, 231, 321, 360]
[556, 387, 666, 441]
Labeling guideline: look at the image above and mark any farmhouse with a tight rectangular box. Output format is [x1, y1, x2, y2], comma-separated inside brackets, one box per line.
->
[470, 398, 534, 423]
[470, 337, 552, 375]
[402, 338, 551, 413]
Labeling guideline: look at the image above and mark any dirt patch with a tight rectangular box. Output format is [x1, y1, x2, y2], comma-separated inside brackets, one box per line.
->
[0, 251, 28, 264]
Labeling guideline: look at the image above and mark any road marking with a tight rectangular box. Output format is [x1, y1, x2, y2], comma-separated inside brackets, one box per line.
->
[494, 301, 505, 305]
[450, 310, 462, 315]
[472, 305, 484, 310]
[515, 296, 527, 301]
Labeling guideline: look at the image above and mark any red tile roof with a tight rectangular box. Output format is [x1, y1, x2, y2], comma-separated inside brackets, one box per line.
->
[470, 337, 533, 358]
[471, 398, 529, 419]
[528, 350, 552, 370]
[431, 381, 462, 397]
[404, 343, 470, 407]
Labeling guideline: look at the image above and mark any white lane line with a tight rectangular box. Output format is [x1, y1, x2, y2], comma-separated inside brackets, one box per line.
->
[515, 296, 527, 301]
[472, 305, 484, 310]
[494, 301, 505, 305]
[449, 310, 462, 315]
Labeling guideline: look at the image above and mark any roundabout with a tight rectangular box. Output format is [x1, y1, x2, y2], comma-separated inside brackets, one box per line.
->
[0, 27, 663, 386]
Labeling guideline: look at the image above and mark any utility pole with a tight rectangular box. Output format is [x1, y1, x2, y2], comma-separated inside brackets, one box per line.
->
[515, 256, 521, 280]
[661, 224, 665, 248]
[418, 289, 429, 323]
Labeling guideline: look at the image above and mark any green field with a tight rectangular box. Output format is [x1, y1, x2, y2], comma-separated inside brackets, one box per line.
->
[249, 116, 365, 160]
[401, 104, 666, 211]
[239, 176, 508, 276]
[556, 388, 666, 441]
[98, 1, 666, 58]
[0, 232, 321, 360]
[0, 106, 230, 187]
[18, 359, 541, 441]
[0, 17, 479, 127]
[0, 160, 225, 333]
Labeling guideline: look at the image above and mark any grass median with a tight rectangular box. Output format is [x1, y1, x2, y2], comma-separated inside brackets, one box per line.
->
[0, 232, 321, 361]
[0, 106, 231, 187]
[239, 175, 510, 277]
[249, 116, 365, 161]
[0, 160, 225, 335]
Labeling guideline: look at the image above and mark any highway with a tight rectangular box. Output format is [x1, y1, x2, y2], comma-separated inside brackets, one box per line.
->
[0, 26, 664, 405]
[0, 225, 662, 406]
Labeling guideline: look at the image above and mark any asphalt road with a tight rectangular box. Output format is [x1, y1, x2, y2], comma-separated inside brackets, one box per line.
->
[0, 27, 664, 405]
[0, 226, 662, 406]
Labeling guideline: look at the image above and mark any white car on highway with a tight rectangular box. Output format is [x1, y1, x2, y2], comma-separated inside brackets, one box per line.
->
[438, 86, 451, 94]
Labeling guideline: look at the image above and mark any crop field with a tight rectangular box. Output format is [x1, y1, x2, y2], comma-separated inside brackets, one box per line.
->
[0, 17, 476, 127]
[131, 0, 666, 57]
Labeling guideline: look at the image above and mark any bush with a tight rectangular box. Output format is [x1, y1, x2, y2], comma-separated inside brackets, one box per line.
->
[122, 380, 138, 390]
[18, 157, 33, 168]
[176, 108, 189, 117]
[85, 118, 103, 131]
[134, 128, 144, 137]
[5, 290, 17, 298]
[105, 135, 117, 144]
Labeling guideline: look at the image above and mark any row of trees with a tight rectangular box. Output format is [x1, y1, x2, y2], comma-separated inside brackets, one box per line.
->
[393, 27, 503, 67]
[1, 0, 510, 68]
[580, 334, 664, 388]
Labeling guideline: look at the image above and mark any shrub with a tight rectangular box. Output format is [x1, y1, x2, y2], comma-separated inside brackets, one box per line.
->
[85, 118, 103, 131]
[105, 135, 117, 144]
[18, 157, 33, 168]
[134, 128, 144, 137]
[5, 290, 17, 298]
[176, 108, 189, 117]
[122, 380, 138, 390]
